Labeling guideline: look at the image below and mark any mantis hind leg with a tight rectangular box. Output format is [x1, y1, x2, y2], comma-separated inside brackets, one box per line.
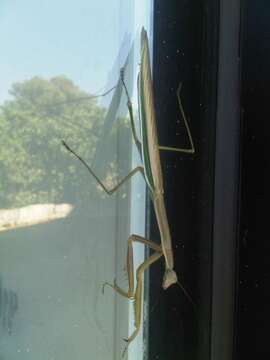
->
[120, 68, 142, 157]
[159, 82, 195, 154]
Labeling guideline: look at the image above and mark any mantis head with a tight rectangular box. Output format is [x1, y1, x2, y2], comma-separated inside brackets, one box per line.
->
[163, 270, 196, 307]
[162, 269, 178, 289]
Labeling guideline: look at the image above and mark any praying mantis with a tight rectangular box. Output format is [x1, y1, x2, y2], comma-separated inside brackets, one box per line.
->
[62, 27, 195, 353]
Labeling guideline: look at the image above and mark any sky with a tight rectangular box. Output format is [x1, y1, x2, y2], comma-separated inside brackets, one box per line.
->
[0, 0, 150, 104]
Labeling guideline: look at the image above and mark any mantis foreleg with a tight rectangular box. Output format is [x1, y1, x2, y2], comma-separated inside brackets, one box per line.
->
[102, 234, 163, 356]
[102, 234, 162, 297]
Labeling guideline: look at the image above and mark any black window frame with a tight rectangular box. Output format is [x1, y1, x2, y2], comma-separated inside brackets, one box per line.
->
[146, 1, 241, 360]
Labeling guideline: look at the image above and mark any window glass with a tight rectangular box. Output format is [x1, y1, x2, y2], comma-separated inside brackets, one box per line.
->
[0, 1, 152, 359]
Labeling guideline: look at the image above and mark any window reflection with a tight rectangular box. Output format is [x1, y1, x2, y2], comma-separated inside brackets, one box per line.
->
[0, 1, 151, 359]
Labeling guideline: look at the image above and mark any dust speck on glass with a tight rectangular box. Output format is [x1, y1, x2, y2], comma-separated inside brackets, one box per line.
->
[0, 1, 152, 359]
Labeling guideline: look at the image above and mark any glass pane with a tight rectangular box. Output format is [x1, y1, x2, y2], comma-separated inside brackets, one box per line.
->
[0, 1, 152, 359]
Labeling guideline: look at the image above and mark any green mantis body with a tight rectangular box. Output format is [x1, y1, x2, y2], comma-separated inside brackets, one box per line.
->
[63, 27, 195, 353]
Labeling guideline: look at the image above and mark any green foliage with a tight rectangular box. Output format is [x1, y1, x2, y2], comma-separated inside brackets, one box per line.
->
[0, 76, 130, 208]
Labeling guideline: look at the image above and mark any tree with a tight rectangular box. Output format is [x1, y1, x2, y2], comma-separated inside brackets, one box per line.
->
[0, 76, 131, 208]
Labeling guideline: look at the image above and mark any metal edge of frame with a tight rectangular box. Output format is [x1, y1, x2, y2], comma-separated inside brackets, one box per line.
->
[211, 1, 241, 360]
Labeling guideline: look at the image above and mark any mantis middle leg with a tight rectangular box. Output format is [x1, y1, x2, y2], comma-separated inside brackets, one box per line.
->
[62, 140, 145, 195]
